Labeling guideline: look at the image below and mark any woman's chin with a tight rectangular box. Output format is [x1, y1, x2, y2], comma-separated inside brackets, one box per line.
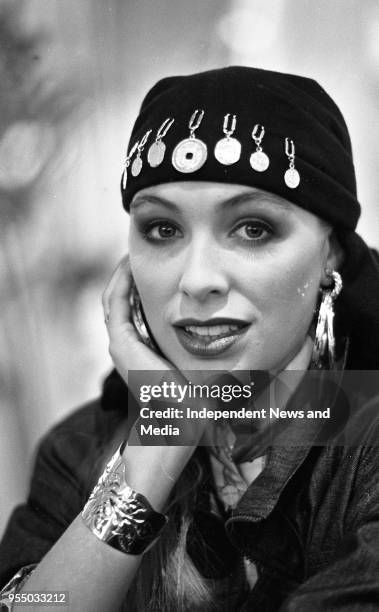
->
[159, 344, 259, 373]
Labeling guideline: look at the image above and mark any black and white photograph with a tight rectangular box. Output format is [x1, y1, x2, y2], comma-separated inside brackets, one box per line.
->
[1, 1, 379, 610]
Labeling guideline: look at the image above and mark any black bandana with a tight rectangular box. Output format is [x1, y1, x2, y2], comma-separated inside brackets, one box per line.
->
[121, 66, 359, 231]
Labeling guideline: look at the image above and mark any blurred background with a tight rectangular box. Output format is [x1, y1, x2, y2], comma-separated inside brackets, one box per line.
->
[1, 0, 378, 537]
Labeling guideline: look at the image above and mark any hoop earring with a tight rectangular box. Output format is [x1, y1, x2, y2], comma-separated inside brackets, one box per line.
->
[311, 269, 342, 370]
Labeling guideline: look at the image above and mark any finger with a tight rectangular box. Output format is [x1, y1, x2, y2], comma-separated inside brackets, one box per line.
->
[102, 256, 132, 326]
[108, 259, 133, 329]
[102, 255, 130, 310]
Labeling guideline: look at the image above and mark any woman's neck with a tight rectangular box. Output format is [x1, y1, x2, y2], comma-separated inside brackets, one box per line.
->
[284, 334, 313, 371]
[264, 335, 314, 411]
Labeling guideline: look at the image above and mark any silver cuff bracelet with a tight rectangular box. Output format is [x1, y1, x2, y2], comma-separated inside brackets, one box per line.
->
[82, 441, 168, 555]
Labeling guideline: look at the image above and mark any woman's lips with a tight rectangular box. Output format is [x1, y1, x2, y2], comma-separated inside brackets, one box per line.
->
[173, 320, 250, 357]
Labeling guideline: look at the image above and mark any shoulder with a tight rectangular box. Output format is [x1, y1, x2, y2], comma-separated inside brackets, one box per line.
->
[34, 396, 128, 503]
[40, 395, 125, 446]
[341, 388, 379, 449]
[326, 389, 379, 520]
[37, 367, 131, 467]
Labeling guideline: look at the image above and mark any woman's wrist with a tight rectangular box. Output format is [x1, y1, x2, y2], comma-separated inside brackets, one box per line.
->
[121, 439, 195, 510]
[82, 442, 168, 555]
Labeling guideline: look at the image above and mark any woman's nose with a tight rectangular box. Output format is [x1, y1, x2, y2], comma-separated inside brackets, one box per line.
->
[178, 242, 229, 302]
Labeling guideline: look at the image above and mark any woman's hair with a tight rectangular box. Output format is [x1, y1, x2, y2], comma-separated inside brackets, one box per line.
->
[335, 229, 379, 370]
[126, 456, 219, 612]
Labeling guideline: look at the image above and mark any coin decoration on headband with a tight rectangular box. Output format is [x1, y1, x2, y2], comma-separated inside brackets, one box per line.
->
[214, 114, 241, 165]
[131, 130, 152, 177]
[284, 137, 300, 188]
[121, 141, 139, 189]
[147, 118, 175, 168]
[172, 109, 207, 173]
[250, 124, 270, 172]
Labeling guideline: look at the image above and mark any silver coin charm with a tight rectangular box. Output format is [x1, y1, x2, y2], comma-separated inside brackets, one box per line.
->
[250, 150, 270, 172]
[250, 124, 270, 173]
[131, 155, 143, 177]
[214, 137, 241, 165]
[172, 137, 208, 173]
[147, 141, 166, 168]
[284, 167, 300, 189]
[121, 140, 139, 189]
[172, 109, 207, 173]
[284, 138, 300, 188]
[147, 118, 174, 168]
[130, 129, 152, 178]
[214, 113, 241, 166]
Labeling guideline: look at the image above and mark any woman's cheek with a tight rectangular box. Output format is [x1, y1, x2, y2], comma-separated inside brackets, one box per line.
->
[128, 250, 146, 283]
[136, 280, 174, 337]
[129, 251, 163, 295]
[263, 255, 320, 325]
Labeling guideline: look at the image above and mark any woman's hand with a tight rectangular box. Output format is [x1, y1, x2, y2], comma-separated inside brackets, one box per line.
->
[102, 255, 173, 380]
[102, 255, 207, 509]
[11, 256, 206, 612]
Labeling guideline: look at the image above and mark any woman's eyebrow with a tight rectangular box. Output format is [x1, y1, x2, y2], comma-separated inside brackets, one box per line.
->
[219, 192, 293, 211]
[130, 191, 293, 212]
[130, 195, 179, 212]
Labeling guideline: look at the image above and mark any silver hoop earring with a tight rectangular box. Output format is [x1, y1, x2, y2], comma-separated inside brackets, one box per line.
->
[311, 269, 342, 370]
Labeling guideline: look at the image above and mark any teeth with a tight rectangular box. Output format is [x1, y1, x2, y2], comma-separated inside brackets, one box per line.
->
[184, 324, 241, 337]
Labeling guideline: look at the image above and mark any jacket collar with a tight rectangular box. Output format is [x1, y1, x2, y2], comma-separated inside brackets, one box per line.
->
[228, 367, 348, 522]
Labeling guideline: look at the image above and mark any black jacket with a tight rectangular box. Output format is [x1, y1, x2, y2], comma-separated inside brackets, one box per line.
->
[1, 369, 379, 611]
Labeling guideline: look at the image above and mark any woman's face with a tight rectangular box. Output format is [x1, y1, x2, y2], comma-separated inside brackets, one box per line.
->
[128, 181, 335, 371]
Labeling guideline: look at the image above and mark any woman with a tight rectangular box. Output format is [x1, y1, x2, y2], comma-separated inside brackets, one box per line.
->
[1, 66, 379, 611]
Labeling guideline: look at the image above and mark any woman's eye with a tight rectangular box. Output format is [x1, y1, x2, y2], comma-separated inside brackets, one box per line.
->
[145, 222, 180, 241]
[233, 221, 272, 242]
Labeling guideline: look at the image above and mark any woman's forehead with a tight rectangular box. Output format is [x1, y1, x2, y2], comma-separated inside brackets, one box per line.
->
[130, 181, 295, 212]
